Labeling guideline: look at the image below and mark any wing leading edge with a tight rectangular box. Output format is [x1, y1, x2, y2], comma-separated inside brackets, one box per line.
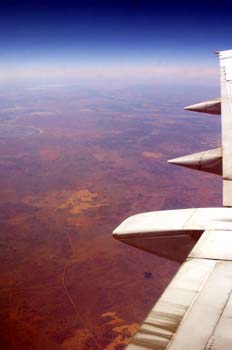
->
[113, 49, 232, 349]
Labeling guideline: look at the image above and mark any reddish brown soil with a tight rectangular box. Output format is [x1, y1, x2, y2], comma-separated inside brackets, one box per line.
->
[0, 84, 221, 349]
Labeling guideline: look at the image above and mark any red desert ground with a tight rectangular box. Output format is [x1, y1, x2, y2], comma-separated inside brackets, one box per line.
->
[0, 83, 221, 349]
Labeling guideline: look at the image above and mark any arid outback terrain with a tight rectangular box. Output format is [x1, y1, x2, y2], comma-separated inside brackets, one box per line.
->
[0, 82, 221, 349]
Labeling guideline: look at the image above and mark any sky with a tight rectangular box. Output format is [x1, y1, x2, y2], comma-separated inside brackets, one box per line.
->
[1, 0, 232, 85]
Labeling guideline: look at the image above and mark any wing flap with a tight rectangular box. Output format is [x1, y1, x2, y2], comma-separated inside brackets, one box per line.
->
[206, 292, 232, 349]
[189, 229, 232, 260]
[168, 259, 232, 350]
[125, 229, 232, 350]
[126, 257, 215, 350]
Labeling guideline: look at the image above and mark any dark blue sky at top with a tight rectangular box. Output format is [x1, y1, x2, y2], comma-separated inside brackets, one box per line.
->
[1, 0, 232, 78]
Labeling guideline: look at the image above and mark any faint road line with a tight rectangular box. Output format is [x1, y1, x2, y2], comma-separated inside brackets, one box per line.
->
[62, 232, 102, 350]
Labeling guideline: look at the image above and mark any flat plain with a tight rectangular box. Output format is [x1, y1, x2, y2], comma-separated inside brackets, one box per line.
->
[0, 82, 221, 349]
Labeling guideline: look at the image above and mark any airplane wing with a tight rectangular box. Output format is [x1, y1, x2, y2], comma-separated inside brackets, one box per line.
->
[113, 49, 232, 350]
[220, 50, 232, 206]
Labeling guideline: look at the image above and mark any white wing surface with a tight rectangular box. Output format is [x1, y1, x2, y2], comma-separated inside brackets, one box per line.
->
[219, 50, 232, 206]
[113, 49, 232, 350]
